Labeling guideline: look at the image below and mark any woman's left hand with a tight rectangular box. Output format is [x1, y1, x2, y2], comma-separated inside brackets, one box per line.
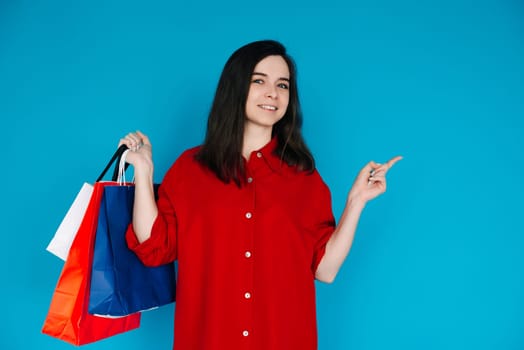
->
[348, 156, 403, 206]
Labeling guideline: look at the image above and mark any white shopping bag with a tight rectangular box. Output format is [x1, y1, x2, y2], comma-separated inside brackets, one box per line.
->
[46, 182, 94, 260]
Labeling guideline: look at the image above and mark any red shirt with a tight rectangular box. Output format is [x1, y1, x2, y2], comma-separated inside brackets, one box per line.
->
[126, 139, 336, 349]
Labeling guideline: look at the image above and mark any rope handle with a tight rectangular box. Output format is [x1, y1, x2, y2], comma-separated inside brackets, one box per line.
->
[95, 144, 130, 182]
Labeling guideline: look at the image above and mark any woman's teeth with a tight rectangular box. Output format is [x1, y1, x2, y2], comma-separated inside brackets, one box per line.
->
[259, 105, 277, 111]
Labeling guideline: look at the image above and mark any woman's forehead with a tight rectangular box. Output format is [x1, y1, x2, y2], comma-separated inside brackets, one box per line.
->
[253, 55, 290, 78]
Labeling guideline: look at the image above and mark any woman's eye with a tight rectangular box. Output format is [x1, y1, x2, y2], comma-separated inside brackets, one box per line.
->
[252, 79, 264, 84]
[278, 83, 289, 90]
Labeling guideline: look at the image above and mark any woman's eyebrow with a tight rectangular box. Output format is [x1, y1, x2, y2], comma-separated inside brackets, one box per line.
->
[252, 72, 290, 82]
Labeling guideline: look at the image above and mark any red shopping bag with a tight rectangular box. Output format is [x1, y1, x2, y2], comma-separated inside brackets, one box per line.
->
[42, 179, 140, 345]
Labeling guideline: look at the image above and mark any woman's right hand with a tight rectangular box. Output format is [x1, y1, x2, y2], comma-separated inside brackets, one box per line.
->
[119, 131, 154, 175]
[119, 131, 157, 243]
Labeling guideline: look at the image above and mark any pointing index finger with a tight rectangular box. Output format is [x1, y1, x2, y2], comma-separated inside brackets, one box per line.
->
[386, 155, 403, 169]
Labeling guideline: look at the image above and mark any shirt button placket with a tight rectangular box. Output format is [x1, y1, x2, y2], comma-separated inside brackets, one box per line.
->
[242, 175, 255, 345]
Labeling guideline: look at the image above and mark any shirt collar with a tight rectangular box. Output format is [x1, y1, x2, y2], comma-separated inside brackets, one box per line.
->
[247, 137, 284, 175]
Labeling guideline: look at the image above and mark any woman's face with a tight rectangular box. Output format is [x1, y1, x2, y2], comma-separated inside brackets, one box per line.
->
[245, 55, 290, 131]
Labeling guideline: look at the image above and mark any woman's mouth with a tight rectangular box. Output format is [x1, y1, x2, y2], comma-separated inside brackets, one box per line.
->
[258, 104, 278, 111]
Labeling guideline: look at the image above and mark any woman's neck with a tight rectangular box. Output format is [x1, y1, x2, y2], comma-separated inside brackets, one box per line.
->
[242, 124, 272, 159]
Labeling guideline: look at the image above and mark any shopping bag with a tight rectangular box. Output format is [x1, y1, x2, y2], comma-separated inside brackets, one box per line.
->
[42, 182, 140, 345]
[42, 145, 141, 345]
[45, 143, 127, 261]
[89, 150, 176, 317]
[46, 182, 94, 261]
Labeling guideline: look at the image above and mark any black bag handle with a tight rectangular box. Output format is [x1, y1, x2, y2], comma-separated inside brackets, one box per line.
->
[96, 144, 130, 182]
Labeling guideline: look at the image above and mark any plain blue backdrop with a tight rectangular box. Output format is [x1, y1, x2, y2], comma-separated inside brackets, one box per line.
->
[2, 0, 523, 349]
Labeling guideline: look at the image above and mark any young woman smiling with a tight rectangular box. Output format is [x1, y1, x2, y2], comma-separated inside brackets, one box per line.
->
[120, 40, 401, 350]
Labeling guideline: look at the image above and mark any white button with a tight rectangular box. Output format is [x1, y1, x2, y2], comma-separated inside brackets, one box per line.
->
[247, 177, 253, 183]
[256, 152, 262, 158]
[242, 330, 249, 337]
[245, 212, 252, 219]
[245, 251, 252, 258]
[244, 292, 251, 299]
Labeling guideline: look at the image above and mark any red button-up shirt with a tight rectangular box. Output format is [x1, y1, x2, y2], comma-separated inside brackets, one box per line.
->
[126, 139, 336, 349]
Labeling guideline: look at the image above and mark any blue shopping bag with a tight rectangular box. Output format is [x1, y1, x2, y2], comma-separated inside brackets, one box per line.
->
[88, 182, 176, 317]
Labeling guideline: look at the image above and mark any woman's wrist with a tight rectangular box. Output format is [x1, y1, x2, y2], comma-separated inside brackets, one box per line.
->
[346, 192, 367, 211]
[133, 158, 154, 181]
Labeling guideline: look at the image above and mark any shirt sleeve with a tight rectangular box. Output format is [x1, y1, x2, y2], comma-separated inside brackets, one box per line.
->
[125, 155, 182, 267]
[306, 171, 336, 275]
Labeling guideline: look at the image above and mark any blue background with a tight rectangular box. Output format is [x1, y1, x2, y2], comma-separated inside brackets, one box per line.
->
[2, 0, 523, 349]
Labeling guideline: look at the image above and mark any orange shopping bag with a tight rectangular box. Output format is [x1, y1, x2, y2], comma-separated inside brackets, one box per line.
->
[42, 146, 140, 345]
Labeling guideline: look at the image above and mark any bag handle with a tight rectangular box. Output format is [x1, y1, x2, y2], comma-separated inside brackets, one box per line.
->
[96, 144, 130, 182]
[117, 149, 131, 185]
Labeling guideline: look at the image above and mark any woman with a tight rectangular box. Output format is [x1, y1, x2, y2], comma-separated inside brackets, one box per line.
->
[121, 40, 401, 349]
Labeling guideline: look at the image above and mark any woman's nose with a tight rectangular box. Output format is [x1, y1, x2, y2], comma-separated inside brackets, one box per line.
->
[265, 85, 277, 98]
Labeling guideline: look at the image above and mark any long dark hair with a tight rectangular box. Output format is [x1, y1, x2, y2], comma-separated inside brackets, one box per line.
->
[195, 40, 314, 186]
